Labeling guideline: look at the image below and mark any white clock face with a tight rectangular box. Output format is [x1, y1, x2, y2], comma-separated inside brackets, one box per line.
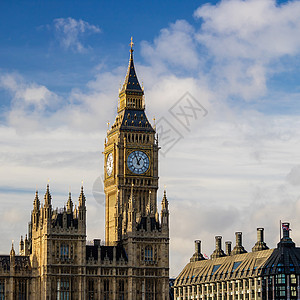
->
[106, 153, 113, 176]
[127, 151, 150, 174]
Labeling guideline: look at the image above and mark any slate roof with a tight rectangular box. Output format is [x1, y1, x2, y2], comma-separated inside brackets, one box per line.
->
[119, 109, 154, 133]
[175, 238, 300, 286]
[120, 50, 143, 94]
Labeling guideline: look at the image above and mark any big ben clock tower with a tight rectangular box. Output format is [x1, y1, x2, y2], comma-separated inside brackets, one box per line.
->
[103, 38, 169, 298]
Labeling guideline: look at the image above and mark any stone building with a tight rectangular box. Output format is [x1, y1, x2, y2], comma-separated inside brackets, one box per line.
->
[0, 40, 170, 299]
[174, 223, 300, 300]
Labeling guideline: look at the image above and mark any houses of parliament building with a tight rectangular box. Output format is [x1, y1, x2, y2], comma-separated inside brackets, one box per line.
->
[0, 41, 170, 299]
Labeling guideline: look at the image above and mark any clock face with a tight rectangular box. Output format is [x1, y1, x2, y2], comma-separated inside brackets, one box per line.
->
[127, 151, 150, 174]
[106, 153, 113, 176]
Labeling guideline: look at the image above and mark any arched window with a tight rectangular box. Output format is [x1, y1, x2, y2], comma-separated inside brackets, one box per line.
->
[145, 246, 153, 262]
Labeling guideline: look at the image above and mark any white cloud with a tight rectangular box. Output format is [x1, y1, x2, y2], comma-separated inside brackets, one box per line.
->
[2, 0, 300, 277]
[193, 0, 300, 100]
[141, 20, 200, 71]
[53, 17, 101, 53]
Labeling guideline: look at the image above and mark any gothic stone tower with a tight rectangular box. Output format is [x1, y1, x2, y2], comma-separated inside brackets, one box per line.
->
[104, 39, 169, 299]
[30, 185, 87, 299]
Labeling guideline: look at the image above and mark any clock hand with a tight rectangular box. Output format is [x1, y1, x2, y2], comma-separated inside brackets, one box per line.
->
[134, 153, 140, 166]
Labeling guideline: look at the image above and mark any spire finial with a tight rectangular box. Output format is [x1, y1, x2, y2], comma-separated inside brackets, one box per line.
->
[10, 240, 15, 257]
[130, 36, 134, 53]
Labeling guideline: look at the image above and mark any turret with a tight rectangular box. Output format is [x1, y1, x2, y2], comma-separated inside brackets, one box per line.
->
[127, 184, 136, 233]
[146, 190, 154, 217]
[24, 234, 30, 255]
[19, 236, 24, 255]
[161, 190, 169, 228]
[43, 184, 52, 221]
[33, 190, 40, 211]
[32, 190, 40, 229]
[78, 185, 86, 232]
[67, 192, 73, 214]
[10, 242, 15, 258]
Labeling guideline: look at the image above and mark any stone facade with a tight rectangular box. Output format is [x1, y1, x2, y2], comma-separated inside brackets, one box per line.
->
[0, 40, 169, 300]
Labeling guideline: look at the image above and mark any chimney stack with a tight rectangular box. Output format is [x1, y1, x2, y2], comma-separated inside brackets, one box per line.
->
[225, 241, 232, 256]
[211, 236, 226, 259]
[190, 240, 204, 262]
[195, 240, 201, 255]
[257, 228, 264, 242]
[231, 232, 247, 255]
[252, 228, 269, 252]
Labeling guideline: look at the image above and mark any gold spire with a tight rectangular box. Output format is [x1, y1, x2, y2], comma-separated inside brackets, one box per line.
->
[130, 36, 134, 53]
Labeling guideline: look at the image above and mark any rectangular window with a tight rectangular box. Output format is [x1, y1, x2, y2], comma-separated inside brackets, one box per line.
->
[0, 281, 4, 300]
[104, 279, 109, 300]
[144, 246, 153, 262]
[60, 244, 69, 260]
[18, 280, 27, 300]
[118, 280, 125, 300]
[276, 274, 286, 284]
[57, 278, 70, 300]
[88, 280, 94, 300]
[291, 274, 297, 284]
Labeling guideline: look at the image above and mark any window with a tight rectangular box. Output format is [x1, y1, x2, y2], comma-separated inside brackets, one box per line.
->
[145, 246, 153, 262]
[145, 279, 155, 300]
[88, 280, 94, 300]
[212, 265, 221, 275]
[291, 286, 297, 297]
[118, 280, 125, 300]
[57, 278, 70, 300]
[0, 281, 4, 300]
[276, 274, 286, 284]
[104, 279, 109, 300]
[18, 280, 27, 300]
[60, 244, 69, 260]
[232, 261, 242, 271]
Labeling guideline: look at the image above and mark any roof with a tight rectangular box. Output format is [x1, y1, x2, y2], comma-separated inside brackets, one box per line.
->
[120, 49, 143, 94]
[120, 109, 155, 132]
[175, 244, 300, 286]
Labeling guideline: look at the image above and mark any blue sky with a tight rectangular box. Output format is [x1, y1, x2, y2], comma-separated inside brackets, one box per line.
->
[1, 0, 300, 276]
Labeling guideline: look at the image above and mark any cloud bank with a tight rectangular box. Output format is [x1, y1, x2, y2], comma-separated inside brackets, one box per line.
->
[1, 1, 300, 276]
